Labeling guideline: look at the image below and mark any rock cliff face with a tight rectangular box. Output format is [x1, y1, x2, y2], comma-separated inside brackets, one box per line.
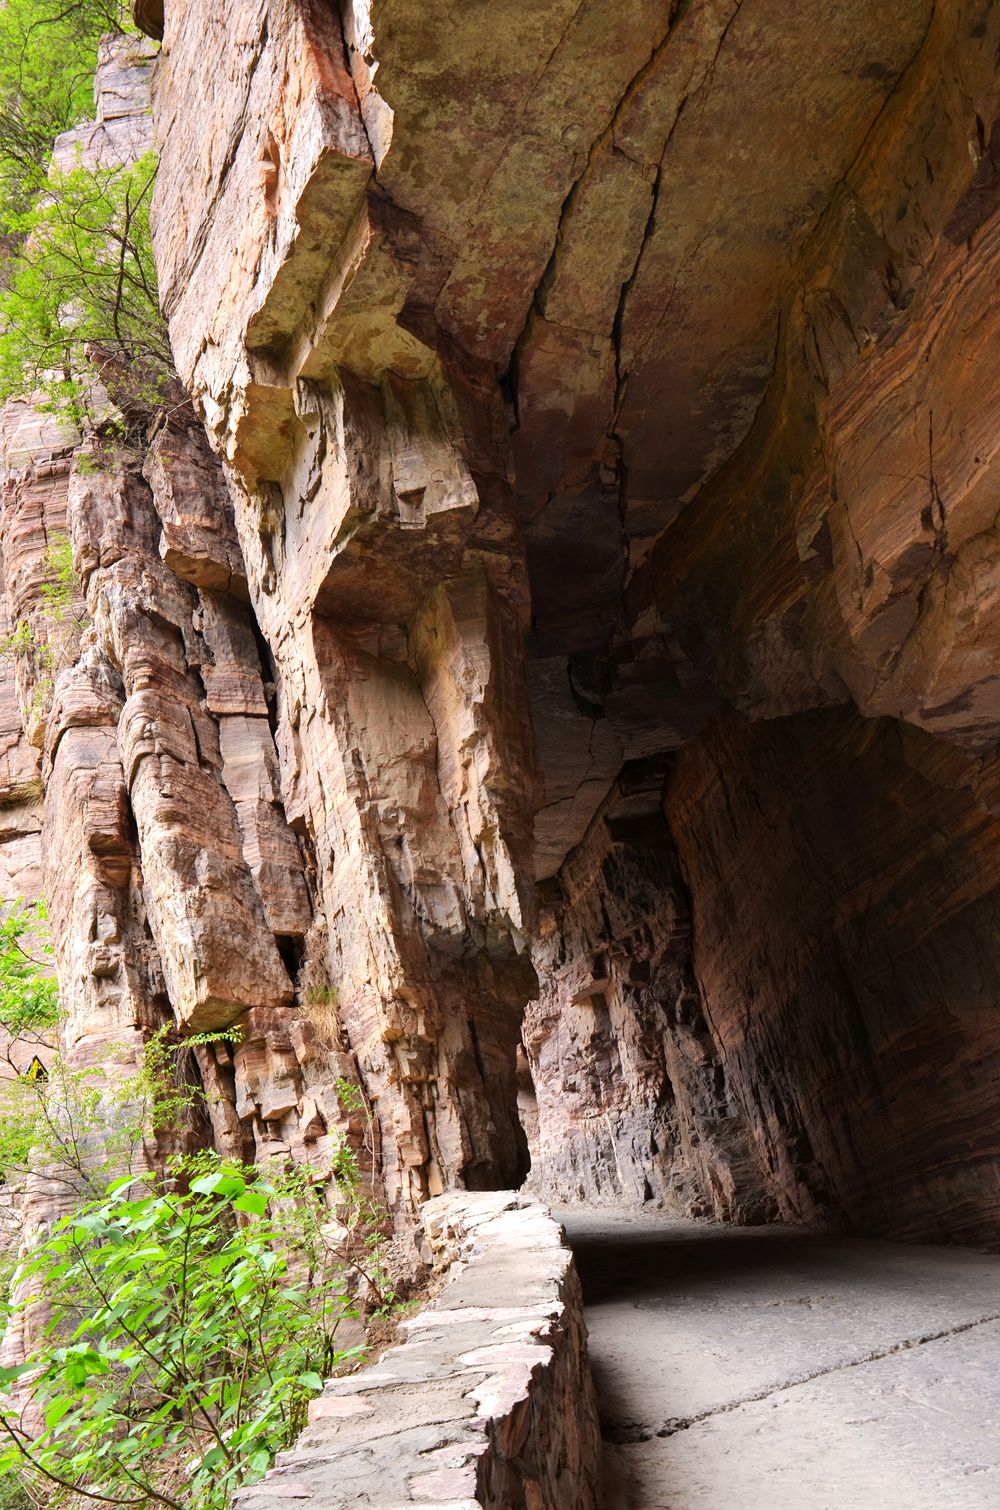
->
[2, 0, 999, 1261]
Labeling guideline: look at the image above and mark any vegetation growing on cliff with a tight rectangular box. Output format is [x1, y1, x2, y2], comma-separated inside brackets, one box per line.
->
[0, 1, 173, 425]
[0, 1163, 374, 1507]
[0, 901, 58, 1059]
[0, 1, 133, 224]
[0, 923, 389, 1507]
[0, 150, 173, 424]
[0, 532, 87, 731]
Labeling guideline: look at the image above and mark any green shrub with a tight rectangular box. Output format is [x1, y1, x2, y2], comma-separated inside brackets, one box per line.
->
[0, 1159, 372, 1507]
[40, 533, 80, 623]
[0, 900, 388, 1508]
[0, 151, 173, 425]
[0, 1471, 32, 1510]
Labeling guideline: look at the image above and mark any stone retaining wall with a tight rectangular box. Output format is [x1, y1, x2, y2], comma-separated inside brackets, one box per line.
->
[235, 1192, 602, 1509]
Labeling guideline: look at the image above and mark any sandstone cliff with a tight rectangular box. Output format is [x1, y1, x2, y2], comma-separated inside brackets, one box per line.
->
[0, 0, 998, 1270]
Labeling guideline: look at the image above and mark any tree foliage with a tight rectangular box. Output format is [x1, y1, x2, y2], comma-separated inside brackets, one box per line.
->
[0, 1162, 372, 1508]
[0, 3, 174, 425]
[0, 1029, 216, 1206]
[0, 149, 174, 425]
[0, 900, 58, 1057]
[0, 1, 133, 227]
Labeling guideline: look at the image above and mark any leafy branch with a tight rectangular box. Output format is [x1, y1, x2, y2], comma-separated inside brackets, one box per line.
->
[0, 1, 134, 232]
[0, 151, 176, 427]
[0, 1158, 381, 1507]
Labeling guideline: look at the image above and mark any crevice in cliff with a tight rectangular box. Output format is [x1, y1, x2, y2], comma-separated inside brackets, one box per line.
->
[700, 0, 745, 102]
[504, 10, 684, 416]
[798, 0, 939, 277]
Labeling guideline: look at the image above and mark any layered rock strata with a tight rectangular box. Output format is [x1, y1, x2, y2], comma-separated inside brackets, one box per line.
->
[0, 37, 371, 1261]
[668, 708, 1000, 1244]
[526, 761, 773, 1223]
[146, 0, 541, 1208]
[0, 0, 991, 1280]
[517, 0, 1000, 1244]
[126, 0, 1000, 1246]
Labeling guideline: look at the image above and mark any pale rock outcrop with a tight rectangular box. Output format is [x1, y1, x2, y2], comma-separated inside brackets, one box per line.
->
[147, 0, 540, 1207]
[0, 37, 368, 1272]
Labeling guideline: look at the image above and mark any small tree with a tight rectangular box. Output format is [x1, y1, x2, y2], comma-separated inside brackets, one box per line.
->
[0, 1, 133, 229]
[0, 1161, 371, 1508]
[0, 151, 174, 427]
[0, 2, 177, 427]
[0, 900, 58, 1064]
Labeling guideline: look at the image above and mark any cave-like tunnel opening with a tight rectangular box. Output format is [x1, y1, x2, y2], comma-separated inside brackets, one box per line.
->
[521, 707, 1000, 1246]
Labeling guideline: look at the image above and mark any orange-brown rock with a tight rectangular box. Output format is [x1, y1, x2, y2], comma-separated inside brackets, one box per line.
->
[0, 0, 993, 1264]
[131, 0, 1000, 1245]
[515, 0, 1000, 1245]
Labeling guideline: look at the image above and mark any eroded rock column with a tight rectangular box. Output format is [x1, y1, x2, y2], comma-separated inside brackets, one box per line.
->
[147, 0, 540, 1208]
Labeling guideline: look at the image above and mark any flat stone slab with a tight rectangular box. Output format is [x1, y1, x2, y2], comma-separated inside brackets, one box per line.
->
[562, 1209, 1000, 1509]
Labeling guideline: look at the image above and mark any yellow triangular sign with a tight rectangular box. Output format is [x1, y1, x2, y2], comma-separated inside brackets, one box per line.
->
[24, 1055, 48, 1082]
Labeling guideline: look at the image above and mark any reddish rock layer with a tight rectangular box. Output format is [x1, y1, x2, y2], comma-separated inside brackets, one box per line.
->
[515, 0, 1000, 1245]
[0, 0, 977, 1250]
[670, 708, 1000, 1243]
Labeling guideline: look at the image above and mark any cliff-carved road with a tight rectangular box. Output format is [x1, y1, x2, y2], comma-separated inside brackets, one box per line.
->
[563, 1211, 1000, 1508]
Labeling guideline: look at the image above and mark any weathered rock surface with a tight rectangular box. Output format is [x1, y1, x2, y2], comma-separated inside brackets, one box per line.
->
[237, 1192, 602, 1510]
[127, 0, 1000, 1246]
[1, 4, 1000, 1492]
[512, 0, 1000, 1244]
[0, 39, 370, 1251]
[146, 0, 544, 1208]
[525, 762, 772, 1224]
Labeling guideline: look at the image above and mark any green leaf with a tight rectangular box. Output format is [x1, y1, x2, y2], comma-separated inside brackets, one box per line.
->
[191, 1171, 246, 1199]
[44, 1396, 75, 1430]
[0, 1124, 379, 1505]
[234, 1189, 268, 1217]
